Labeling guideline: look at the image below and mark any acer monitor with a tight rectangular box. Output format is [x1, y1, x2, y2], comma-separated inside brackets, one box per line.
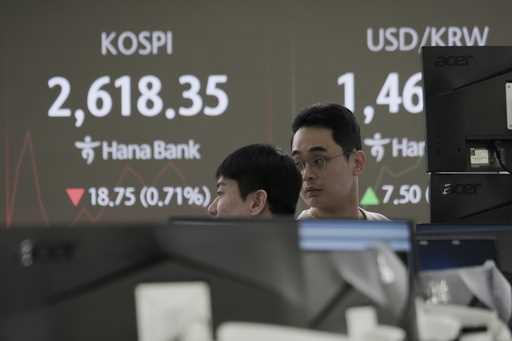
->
[0, 219, 307, 341]
[422, 46, 512, 223]
[429, 172, 512, 223]
[422, 46, 512, 173]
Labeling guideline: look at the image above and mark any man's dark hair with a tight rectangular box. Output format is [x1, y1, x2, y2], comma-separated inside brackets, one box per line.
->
[291, 103, 362, 158]
[215, 144, 301, 215]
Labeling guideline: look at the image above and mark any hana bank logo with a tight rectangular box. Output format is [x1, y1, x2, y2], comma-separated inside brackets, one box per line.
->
[74, 135, 201, 164]
[75, 135, 101, 165]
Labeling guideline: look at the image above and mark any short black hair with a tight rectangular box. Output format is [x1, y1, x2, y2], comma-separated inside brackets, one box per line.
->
[216, 144, 301, 215]
[291, 103, 362, 158]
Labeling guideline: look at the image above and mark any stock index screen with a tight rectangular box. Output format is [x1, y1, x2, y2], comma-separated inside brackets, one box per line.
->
[2, 0, 511, 226]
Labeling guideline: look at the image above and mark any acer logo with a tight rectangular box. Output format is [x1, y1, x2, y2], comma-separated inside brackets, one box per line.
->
[441, 183, 481, 195]
[434, 55, 473, 67]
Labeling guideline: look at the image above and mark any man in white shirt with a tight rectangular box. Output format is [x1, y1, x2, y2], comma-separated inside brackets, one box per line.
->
[291, 103, 388, 221]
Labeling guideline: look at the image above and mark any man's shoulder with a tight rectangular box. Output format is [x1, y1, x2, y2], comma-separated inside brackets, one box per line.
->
[359, 207, 390, 221]
[298, 207, 389, 221]
[297, 208, 315, 219]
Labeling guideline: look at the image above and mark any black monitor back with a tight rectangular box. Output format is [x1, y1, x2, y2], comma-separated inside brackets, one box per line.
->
[0, 219, 307, 341]
[422, 46, 512, 172]
[430, 173, 512, 224]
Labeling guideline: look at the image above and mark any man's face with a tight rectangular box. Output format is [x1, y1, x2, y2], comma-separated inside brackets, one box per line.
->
[291, 127, 359, 211]
[207, 176, 251, 217]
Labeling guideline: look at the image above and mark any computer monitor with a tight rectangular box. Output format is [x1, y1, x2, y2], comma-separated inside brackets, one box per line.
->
[298, 219, 416, 339]
[416, 224, 498, 271]
[429, 172, 512, 223]
[416, 224, 512, 277]
[422, 46, 512, 173]
[163, 217, 307, 326]
[422, 46, 512, 224]
[415, 224, 512, 326]
[0, 219, 307, 341]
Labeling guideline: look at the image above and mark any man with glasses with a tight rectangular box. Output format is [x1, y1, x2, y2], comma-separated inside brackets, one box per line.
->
[291, 103, 388, 220]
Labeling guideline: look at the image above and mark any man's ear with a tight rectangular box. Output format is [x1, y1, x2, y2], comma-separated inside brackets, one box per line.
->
[352, 150, 367, 176]
[247, 190, 268, 216]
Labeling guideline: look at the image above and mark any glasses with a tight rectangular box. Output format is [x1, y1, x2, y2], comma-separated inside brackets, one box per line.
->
[293, 153, 346, 172]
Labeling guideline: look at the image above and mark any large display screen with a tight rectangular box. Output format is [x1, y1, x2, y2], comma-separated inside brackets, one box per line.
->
[2, 0, 512, 226]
